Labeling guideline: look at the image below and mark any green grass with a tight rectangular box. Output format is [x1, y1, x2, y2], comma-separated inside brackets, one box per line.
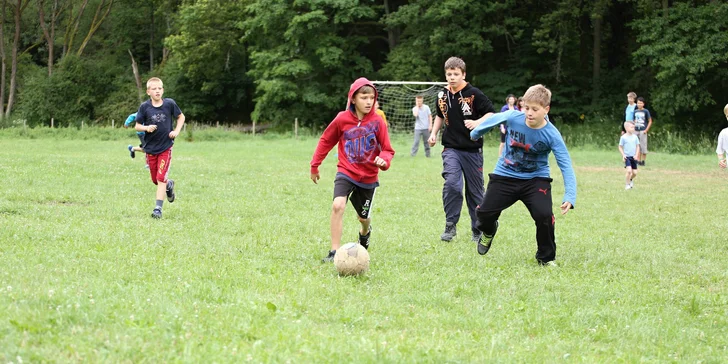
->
[1, 134, 727, 362]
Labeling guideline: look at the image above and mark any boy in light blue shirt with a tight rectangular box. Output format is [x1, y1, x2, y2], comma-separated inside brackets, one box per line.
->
[619, 121, 640, 190]
[469, 84, 576, 266]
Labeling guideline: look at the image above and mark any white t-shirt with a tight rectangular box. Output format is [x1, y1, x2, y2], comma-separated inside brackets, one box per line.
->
[412, 105, 431, 130]
[716, 128, 728, 155]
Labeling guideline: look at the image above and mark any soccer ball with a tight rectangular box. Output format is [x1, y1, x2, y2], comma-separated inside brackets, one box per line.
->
[334, 242, 370, 276]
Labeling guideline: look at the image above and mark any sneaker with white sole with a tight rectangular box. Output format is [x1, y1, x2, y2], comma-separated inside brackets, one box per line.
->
[359, 225, 372, 250]
[321, 250, 336, 263]
[128, 145, 135, 159]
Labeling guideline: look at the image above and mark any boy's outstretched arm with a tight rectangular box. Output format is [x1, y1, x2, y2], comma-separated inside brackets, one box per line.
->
[552, 134, 577, 215]
[310, 120, 341, 183]
[470, 110, 518, 141]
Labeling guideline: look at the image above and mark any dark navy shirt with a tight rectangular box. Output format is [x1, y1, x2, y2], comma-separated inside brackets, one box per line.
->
[135, 98, 182, 155]
[633, 108, 651, 131]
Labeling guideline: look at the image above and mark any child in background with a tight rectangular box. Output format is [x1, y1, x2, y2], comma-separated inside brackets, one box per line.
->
[633, 97, 653, 166]
[124, 113, 148, 168]
[716, 104, 728, 169]
[134, 77, 185, 219]
[619, 121, 641, 189]
[411, 95, 432, 157]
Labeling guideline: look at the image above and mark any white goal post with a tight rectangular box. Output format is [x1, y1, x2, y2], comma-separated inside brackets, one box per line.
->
[372, 81, 447, 134]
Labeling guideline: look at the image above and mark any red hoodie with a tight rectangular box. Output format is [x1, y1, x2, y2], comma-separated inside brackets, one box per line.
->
[310, 78, 395, 184]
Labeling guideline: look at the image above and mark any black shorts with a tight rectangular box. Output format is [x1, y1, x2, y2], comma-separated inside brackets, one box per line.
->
[333, 177, 376, 219]
[624, 156, 638, 169]
[137, 133, 146, 148]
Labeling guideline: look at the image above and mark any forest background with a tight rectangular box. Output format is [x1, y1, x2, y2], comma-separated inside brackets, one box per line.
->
[0, 0, 725, 136]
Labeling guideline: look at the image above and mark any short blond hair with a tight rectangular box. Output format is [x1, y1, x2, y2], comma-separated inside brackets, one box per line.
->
[444, 57, 466, 73]
[627, 92, 637, 99]
[146, 77, 163, 89]
[724, 103, 728, 118]
[522, 84, 551, 107]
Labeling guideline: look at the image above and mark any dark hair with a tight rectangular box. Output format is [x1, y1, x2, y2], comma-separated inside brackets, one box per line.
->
[505, 94, 516, 104]
[636, 97, 645, 103]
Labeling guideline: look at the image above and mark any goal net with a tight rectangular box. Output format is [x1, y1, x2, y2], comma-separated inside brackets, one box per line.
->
[373, 81, 447, 134]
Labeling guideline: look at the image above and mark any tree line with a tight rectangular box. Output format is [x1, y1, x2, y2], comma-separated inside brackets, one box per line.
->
[1, 0, 725, 133]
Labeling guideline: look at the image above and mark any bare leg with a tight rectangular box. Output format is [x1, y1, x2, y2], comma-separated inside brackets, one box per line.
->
[330, 196, 347, 251]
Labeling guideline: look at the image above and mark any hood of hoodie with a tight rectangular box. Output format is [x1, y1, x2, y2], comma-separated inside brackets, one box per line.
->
[346, 77, 378, 120]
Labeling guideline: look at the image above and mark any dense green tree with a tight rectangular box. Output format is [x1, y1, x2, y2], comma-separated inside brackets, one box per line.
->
[242, 0, 383, 127]
[631, 1, 728, 124]
[0, 0, 723, 132]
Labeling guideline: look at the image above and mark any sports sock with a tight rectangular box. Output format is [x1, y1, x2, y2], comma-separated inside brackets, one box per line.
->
[155, 200, 163, 209]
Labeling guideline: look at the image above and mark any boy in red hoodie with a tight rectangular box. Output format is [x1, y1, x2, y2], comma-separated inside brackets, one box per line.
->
[310, 78, 396, 262]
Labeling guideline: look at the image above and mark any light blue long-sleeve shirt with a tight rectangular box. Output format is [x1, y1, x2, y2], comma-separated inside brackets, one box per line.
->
[124, 113, 145, 136]
[470, 110, 577, 207]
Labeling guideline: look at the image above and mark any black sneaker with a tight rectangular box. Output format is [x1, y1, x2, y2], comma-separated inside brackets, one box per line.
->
[440, 222, 456, 241]
[321, 250, 336, 263]
[477, 221, 498, 255]
[471, 231, 482, 243]
[128, 145, 135, 159]
[151, 208, 162, 219]
[166, 180, 175, 203]
[359, 225, 372, 250]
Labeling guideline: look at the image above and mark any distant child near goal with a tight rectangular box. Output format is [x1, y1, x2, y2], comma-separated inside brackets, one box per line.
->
[469, 84, 576, 266]
[411, 95, 432, 157]
[716, 104, 728, 169]
[619, 121, 641, 190]
[135, 77, 185, 219]
[310, 78, 395, 263]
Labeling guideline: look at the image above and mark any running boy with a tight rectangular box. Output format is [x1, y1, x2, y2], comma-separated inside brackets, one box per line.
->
[124, 113, 144, 157]
[428, 57, 495, 242]
[310, 78, 395, 262]
[633, 97, 652, 166]
[469, 84, 576, 266]
[135, 77, 185, 219]
[619, 121, 640, 189]
[716, 104, 728, 169]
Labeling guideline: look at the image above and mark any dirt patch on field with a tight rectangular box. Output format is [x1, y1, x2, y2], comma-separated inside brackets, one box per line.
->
[575, 165, 722, 179]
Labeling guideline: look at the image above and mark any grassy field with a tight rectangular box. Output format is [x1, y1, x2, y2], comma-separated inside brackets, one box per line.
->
[0, 134, 727, 362]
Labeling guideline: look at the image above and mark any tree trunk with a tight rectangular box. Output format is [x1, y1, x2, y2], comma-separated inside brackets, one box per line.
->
[63, 0, 89, 57]
[6, 0, 28, 117]
[662, 0, 668, 18]
[0, 0, 6, 119]
[128, 49, 143, 103]
[39, 0, 58, 76]
[383, 0, 399, 50]
[149, 4, 154, 71]
[592, 15, 601, 104]
[578, 0, 590, 71]
[76, 0, 113, 57]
